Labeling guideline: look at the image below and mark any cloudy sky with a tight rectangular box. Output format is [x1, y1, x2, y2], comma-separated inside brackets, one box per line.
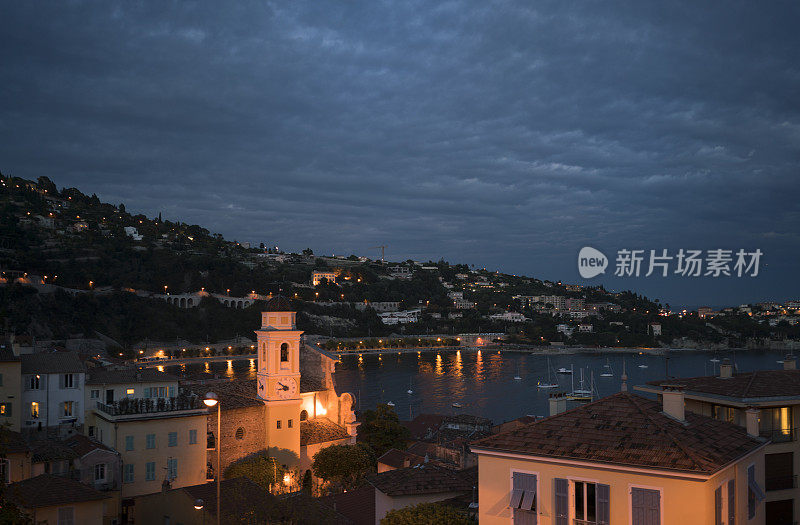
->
[1, 1, 798, 308]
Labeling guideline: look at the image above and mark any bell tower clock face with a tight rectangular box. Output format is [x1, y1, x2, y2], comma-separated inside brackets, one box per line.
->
[273, 378, 298, 399]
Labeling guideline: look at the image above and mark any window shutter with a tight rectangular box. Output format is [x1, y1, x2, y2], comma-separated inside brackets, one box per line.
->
[715, 486, 722, 525]
[728, 479, 735, 525]
[597, 484, 610, 525]
[59, 374, 65, 388]
[631, 487, 661, 525]
[169, 386, 175, 397]
[554, 478, 568, 525]
[143, 387, 150, 398]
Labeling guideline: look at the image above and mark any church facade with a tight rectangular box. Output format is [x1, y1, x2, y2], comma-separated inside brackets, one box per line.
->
[187, 296, 358, 484]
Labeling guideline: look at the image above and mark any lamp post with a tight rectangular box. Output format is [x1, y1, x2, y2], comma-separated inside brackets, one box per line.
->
[193, 498, 205, 525]
[204, 392, 220, 525]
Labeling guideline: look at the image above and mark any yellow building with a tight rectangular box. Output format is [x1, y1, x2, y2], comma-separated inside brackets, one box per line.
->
[7, 473, 109, 525]
[311, 270, 338, 286]
[472, 390, 768, 525]
[637, 357, 800, 525]
[0, 347, 22, 431]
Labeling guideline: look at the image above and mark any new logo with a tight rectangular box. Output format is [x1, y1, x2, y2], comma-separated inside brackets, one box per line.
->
[578, 247, 608, 279]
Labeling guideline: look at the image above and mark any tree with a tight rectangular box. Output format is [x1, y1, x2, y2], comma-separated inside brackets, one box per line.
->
[358, 403, 410, 457]
[312, 443, 375, 490]
[301, 468, 313, 494]
[223, 450, 284, 490]
[302, 248, 314, 256]
[381, 502, 475, 525]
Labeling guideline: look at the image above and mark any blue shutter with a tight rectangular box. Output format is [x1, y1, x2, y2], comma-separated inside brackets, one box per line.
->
[143, 387, 150, 398]
[728, 479, 735, 525]
[169, 386, 175, 397]
[512, 472, 537, 525]
[554, 478, 568, 525]
[597, 484, 610, 525]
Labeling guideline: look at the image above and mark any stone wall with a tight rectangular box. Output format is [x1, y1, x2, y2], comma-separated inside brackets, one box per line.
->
[208, 404, 266, 475]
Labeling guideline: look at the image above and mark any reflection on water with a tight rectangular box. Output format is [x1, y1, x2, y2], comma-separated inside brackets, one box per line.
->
[164, 348, 792, 425]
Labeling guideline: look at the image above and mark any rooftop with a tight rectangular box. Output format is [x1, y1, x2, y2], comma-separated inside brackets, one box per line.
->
[319, 484, 375, 525]
[641, 369, 800, 402]
[377, 448, 426, 469]
[7, 473, 108, 508]
[300, 417, 351, 446]
[21, 351, 85, 374]
[87, 367, 179, 385]
[471, 392, 766, 476]
[62, 434, 115, 457]
[264, 295, 293, 312]
[367, 463, 474, 497]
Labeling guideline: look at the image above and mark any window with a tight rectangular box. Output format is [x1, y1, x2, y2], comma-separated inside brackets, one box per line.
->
[713, 405, 737, 424]
[168, 432, 178, 447]
[509, 472, 537, 524]
[277, 420, 282, 429]
[29, 375, 40, 390]
[90, 390, 100, 399]
[88, 426, 95, 437]
[631, 487, 660, 525]
[57, 507, 75, 525]
[300, 410, 308, 421]
[0, 459, 9, 484]
[144, 387, 151, 398]
[62, 401, 74, 417]
[126, 388, 135, 395]
[235, 427, 245, 440]
[207, 432, 216, 450]
[167, 458, 177, 480]
[30, 402, 39, 419]
[124, 464, 134, 483]
[125, 435, 134, 451]
[94, 463, 106, 482]
[288, 419, 293, 429]
[169, 386, 175, 397]
[748, 464, 765, 519]
[146, 462, 156, 481]
[189, 429, 197, 444]
[158, 386, 166, 397]
[146, 434, 156, 449]
[760, 407, 793, 442]
[62, 374, 74, 389]
[0, 403, 11, 417]
[280, 343, 289, 362]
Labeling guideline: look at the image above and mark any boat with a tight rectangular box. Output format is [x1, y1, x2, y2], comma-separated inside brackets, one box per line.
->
[567, 368, 592, 401]
[710, 357, 720, 363]
[557, 365, 573, 374]
[452, 402, 462, 408]
[407, 379, 413, 395]
[600, 358, 614, 377]
[386, 401, 395, 407]
[638, 364, 648, 369]
[513, 362, 522, 380]
[537, 357, 559, 389]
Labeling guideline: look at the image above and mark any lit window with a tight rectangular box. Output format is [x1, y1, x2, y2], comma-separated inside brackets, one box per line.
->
[30, 402, 39, 419]
[126, 388, 134, 395]
[62, 401, 74, 417]
[0, 403, 10, 417]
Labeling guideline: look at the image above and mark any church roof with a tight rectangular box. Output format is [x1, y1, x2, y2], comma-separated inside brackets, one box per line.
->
[264, 295, 293, 312]
[300, 418, 351, 446]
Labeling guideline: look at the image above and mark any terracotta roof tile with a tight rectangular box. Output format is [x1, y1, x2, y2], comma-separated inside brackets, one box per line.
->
[368, 464, 473, 497]
[184, 381, 264, 410]
[87, 367, 179, 385]
[320, 484, 375, 525]
[21, 351, 85, 374]
[645, 369, 800, 400]
[300, 418, 351, 446]
[377, 448, 426, 469]
[62, 434, 115, 457]
[7, 474, 108, 508]
[471, 392, 765, 475]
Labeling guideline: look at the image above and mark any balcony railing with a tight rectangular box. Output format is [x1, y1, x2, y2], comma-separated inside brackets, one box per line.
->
[765, 474, 797, 492]
[95, 395, 203, 416]
[574, 520, 597, 525]
[760, 428, 797, 443]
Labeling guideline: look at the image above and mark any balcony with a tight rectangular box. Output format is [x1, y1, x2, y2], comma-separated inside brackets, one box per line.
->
[761, 428, 797, 443]
[766, 475, 797, 492]
[95, 395, 205, 420]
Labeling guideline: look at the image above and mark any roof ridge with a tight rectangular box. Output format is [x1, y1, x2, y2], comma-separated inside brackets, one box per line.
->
[624, 393, 716, 472]
[742, 370, 758, 398]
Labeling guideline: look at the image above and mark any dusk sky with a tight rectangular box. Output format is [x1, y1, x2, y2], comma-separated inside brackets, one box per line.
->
[1, 2, 798, 308]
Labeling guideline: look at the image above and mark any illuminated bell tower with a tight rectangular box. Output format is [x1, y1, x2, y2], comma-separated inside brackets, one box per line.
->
[256, 296, 303, 465]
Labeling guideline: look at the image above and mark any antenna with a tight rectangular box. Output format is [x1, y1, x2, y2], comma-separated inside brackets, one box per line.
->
[368, 245, 387, 262]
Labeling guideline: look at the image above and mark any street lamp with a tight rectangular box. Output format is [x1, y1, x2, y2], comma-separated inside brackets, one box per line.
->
[194, 498, 205, 525]
[204, 392, 221, 525]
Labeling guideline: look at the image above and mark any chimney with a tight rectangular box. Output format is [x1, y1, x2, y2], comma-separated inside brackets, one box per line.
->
[403, 457, 411, 468]
[661, 385, 685, 422]
[745, 407, 760, 438]
[720, 358, 733, 379]
[549, 392, 567, 417]
[783, 355, 796, 370]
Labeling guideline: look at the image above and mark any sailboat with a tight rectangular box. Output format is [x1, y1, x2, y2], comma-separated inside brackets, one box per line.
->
[568, 368, 592, 401]
[407, 378, 414, 395]
[600, 358, 614, 377]
[514, 361, 522, 380]
[557, 364, 573, 374]
[537, 357, 559, 389]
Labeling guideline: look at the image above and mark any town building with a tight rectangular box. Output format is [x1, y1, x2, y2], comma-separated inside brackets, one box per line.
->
[22, 352, 86, 430]
[489, 312, 527, 323]
[6, 473, 110, 525]
[311, 270, 338, 286]
[650, 323, 662, 336]
[637, 357, 800, 525]
[0, 347, 22, 431]
[472, 391, 768, 524]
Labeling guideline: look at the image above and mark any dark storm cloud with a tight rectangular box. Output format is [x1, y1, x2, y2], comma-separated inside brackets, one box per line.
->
[1, 1, 799, 306]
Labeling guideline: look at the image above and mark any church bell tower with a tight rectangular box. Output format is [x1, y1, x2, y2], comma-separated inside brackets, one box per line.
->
[255, 296, 302, 465]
